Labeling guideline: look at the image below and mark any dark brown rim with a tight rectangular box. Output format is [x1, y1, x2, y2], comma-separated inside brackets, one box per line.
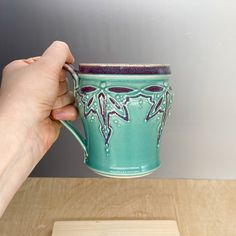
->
[78, 63, 171, 75]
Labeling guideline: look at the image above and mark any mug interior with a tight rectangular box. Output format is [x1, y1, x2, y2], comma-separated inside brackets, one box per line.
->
[79, 63, 171, 75]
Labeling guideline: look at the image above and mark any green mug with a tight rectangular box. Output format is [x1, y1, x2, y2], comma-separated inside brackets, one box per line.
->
[62, 64, 173, 178]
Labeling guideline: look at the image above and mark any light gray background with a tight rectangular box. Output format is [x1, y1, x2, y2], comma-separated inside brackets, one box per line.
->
[0, 0, 235, 179]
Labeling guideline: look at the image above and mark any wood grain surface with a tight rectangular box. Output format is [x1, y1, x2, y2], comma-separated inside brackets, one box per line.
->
[52, 220, 180, 236]
[0, 178, 236, 236]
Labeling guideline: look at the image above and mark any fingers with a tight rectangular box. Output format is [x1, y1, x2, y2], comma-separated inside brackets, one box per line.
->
[52, 79, 76, 120]
[53, 91, 74, 110]
[58, 79, 69, 96]
[3, 41, 74, 79]
[51, 105, 78, 121]
[39, 41, 74, 76]
[42, 41, 74, 64]
[59, 69, 67, 82]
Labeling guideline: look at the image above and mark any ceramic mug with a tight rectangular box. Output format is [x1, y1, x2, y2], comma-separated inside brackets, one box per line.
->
[62, 64, 173, 178]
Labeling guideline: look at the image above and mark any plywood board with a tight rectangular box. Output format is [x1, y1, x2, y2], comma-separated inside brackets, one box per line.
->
[52, 220, 180, 236]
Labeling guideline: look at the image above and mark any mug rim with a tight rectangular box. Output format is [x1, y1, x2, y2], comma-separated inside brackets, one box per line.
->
[78, 63, 171, 75]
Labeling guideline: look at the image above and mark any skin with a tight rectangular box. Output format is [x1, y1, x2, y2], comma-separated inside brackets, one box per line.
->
[0, 41, 78, 216]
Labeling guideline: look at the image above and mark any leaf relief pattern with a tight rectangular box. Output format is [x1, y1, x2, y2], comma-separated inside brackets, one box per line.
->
[77, 84, 173, 146]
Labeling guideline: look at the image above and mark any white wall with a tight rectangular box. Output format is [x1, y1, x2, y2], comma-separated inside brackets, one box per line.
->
[1, 0, 236, 178]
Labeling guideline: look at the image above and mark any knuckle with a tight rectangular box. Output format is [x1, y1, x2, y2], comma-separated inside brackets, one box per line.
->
[2, 60, 21, 74]
[2, 65, 9, 75]
[52, 41, 69, 50]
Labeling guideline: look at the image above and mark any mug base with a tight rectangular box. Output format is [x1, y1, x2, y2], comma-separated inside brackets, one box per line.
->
[87, 165, 161, 179]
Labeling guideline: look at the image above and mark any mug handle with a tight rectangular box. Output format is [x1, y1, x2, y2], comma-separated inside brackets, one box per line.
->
[59, 64, 88, 156]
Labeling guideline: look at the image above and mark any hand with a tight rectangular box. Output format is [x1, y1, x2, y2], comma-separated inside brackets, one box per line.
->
[0, 41, 77, 216]
[0, 41, 77, 156]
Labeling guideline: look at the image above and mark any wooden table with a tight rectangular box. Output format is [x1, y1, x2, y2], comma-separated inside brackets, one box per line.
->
[0, 178, 236, 236]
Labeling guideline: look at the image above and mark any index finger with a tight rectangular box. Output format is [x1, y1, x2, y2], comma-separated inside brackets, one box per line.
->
[39, 41, 75, 71]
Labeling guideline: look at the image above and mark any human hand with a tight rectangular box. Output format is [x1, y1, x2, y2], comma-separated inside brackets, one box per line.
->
[0, 41, 77, 157]
[0, 41, 77, 216]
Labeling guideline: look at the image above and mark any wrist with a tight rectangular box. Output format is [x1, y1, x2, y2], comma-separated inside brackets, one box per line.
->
[0, 109, 39, 216]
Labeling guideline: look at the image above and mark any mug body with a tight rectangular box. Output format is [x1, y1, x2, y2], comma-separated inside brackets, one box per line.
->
[77, 64, 172, 178]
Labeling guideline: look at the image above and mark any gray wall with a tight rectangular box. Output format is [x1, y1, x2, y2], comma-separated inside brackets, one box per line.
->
[0, 0, 236, 179]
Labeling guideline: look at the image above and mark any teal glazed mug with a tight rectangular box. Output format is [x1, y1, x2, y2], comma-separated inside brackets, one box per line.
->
[62, 64, 173, 178]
